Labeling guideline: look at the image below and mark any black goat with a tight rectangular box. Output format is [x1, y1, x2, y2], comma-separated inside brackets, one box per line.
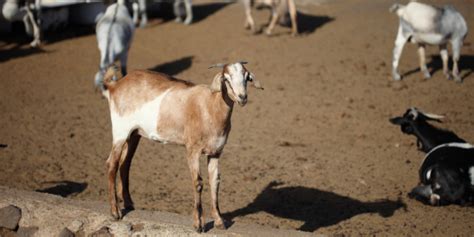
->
[390, 107, 474, 205]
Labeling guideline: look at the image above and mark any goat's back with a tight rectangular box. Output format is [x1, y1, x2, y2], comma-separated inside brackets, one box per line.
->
[107, 70, 195, 115]
[420, 143, 474, 183]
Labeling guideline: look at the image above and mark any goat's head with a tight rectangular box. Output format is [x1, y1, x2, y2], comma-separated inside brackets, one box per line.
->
[390, 107, 444, 135]
[209, 62, 263, 106]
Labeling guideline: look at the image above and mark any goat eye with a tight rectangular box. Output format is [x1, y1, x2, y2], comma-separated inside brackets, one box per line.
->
[246, 73, 253, 81]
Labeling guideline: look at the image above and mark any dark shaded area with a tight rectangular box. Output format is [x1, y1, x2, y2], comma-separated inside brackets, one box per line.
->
[0, 43, 48, 63]
[147, 1, 233, 24]
[148, 56, 193, 76]
[0, 144, 8, 148]
[402, 55, 474, 81]
[192, 2, 233, 23]
[297, 13, 334, 35]
[42, 24, 96, 45]
[36, 181, 87, 197]
[223, 181, 405, 232]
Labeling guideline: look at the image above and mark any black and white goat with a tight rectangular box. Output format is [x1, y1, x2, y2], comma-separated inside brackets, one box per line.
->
[390, 107, 474, 205]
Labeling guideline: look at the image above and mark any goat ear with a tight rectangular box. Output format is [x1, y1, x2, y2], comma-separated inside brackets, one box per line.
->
[248, 73, 264, 90]
[210, 72, 224, 92]
[389, 117, 403, 125]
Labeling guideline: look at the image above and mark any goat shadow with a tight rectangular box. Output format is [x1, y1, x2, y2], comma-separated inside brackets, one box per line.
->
[402, 54, 474, 81]
[36, 181, 88, 197]
[297, 12, 334, 35]
[222, 181, 406, 232]
[153, 1, 233, 24]
[251, 8, 333, 36]
[148, 56, 193, 76]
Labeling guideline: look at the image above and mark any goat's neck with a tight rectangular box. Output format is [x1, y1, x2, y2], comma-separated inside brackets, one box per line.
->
[413, 122, 442, 152]
[208, 86, 233, 130]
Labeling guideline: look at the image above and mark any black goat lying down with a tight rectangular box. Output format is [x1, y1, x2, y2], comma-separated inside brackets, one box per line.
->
[390, 107, 474, 205]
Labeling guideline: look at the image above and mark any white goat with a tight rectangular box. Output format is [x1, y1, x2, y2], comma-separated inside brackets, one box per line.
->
[2, 0, 41, 47]
[243, 0, 298, 36]
[101, 62, 262, 232]
[131, 0, 193, 27]
[390, 1, 468, 82]
[95, 0, 135, 90]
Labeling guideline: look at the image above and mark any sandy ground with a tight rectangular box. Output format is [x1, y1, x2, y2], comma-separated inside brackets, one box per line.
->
[1, 0, 474, 235]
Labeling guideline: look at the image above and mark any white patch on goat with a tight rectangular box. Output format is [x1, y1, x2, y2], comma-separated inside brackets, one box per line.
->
[111, 89, 171, 143]
[469, 166, 474, 185]
[426, 169, 432, 180]
[413, 33, 445, 45]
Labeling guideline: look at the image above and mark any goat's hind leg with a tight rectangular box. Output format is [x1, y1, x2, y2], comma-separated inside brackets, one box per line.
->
[417, 43, 431, 79]
[106, 140, 127, 220]
[451, 39, 463, 83]
[117, 131, 141, 212]
[439, 44, 451, 80]
[207, 155, 226, 229]
[392, 25, 408, 80]
[243, 0, 256, 33]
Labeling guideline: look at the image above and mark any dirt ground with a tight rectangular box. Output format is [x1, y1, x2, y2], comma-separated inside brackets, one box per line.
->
[1, 0, 474, 235]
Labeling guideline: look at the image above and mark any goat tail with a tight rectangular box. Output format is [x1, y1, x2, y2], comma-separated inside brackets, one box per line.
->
[101, 65, 121, 97]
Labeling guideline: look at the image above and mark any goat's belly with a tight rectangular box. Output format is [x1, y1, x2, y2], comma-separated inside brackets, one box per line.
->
[413, 33, 446, 45]
[203, 136, 227, 156]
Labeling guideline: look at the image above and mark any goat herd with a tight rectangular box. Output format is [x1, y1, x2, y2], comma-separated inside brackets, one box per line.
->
[2, 0, 472, 233]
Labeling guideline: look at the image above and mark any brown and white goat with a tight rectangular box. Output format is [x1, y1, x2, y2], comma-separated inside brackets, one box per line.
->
[243, 0, 298, 36]
[101, 62, 263, 232]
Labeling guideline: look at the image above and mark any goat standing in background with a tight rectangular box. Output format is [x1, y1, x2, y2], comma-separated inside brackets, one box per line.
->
[2, 0, 41, 47]
[390, 1, 468, 82]
[132, 0, 147, 28]
[101, 62, 263, 232]
[390, 108, 474, 205]
[243, 0, 298, 36]
[95, 0, 135, 90]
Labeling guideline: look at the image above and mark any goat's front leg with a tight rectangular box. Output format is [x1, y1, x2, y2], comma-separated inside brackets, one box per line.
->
[187, 148, 204, 232]
[117, 131, 141, 211]
[417, 44, 431, 79]
[174, 0, 184, 23]
[106, 140, 127, 220]
[439, 44, 451, 80]
[24, 6, 41, 47]
[287, 0, 298, 36]
[265, 8, 280, 36]
[207, 155, 225, 229]
[451, 39, 462, 83]
[392, 25, 408, 80]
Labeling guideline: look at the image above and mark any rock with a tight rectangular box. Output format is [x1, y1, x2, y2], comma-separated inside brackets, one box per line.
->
[58, 227, 75, 237]
[16, 226, 39, 237]
[89, 226, 113, 237]
[67, 220, 84, 233]
[0, 205, 22, 230]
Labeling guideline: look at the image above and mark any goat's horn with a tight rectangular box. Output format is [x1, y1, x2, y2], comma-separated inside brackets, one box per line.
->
[420, 110, 445, 120]
[208, 63, 226, 69]
[238, 61, 248, 65]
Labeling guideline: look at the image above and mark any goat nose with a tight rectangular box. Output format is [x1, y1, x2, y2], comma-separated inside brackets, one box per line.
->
[239, 94, 247, 101]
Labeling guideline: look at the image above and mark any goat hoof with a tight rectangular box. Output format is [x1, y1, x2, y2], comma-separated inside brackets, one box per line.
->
[111, 211, 121, 220]
[175, 17, 183, 23]
[214, 220, 227, 230]
[194, 225, 203, 233]
[184, 18, 192, 25]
